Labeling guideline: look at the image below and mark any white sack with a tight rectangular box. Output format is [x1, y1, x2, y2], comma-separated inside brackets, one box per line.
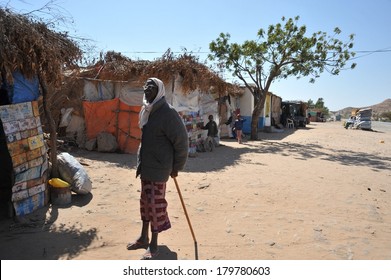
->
[57, 152, 92, 195]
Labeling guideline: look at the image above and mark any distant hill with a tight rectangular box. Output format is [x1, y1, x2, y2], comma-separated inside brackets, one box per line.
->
[331, 99, 391, 118]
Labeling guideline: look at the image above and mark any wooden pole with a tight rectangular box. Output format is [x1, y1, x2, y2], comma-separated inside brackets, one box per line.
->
[39, 73, 58, 178]
[173, 177, 198, 260]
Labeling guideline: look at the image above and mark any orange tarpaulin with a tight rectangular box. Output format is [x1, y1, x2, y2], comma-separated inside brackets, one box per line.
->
[83, 98, 141, 154]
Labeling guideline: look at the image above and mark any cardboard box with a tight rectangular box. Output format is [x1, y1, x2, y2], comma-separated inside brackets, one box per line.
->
[18, 117, 37, 131]
[12, 181, 27, 193]
[0, 104, 16, 122]
[2, 120, 19, 134]
[29, 128, 39, 137]
[6, 132, 22, 143]
[27, 172, 47, 188]
[32, 101, 40, 117]
[26, 147, 44, 161]
[17, 102, 34, 119]
[0, 101, 34, 123]
[11, 189, 29, 202]
[7, 139, 29, 157]
[28, 156, 44, 169]
[12, 153, 27, 167]
[28, 134, 44, 150]
[15, 165, 43, 184]
[14, 162, 29, 174]
[28, 183, 46, 197]
[20, 129, 30, 139]
[13, 191, 46, 216]
[3, 101, 49, 216]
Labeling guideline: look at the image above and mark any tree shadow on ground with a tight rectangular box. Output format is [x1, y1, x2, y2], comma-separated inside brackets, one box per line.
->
[247, 139, 391, 171]
[186, 132, 390, 173]
[0, 193, 96, 260]
[258, 125, 314, 140]
[65, 125, 390, 173]
[64, 127, 301, 169]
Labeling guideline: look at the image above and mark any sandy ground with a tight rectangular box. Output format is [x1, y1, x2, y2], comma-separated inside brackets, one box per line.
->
[1, 121, 390, 260]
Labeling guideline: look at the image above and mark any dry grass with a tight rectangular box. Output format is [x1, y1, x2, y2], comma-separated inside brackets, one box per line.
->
[0, 8, 81, 86]
[79, 51, 243, 97]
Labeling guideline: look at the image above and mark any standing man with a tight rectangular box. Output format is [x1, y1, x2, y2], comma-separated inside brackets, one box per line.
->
[127, 78, 188, 260]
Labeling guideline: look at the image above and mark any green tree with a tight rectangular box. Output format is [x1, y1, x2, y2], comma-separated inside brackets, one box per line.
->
[380, 111, 391, 121]
[307, 99, 315, 108]
[315, 97, 325, 108]
[209, 16, 356, 139]
[314, 98, 330, 117]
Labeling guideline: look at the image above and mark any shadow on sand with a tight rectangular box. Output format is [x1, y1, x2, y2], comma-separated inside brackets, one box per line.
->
[185, 128, 390, 173]
[64, 125, 390, 173]
[2, 124, 389, 260]
[0, 193, 96, 260]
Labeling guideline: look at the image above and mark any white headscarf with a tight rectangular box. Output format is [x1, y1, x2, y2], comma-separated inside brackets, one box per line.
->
[138, 77, 166, 128]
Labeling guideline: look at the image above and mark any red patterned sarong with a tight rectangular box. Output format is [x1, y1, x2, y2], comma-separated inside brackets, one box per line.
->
[140, 180, 171, 233]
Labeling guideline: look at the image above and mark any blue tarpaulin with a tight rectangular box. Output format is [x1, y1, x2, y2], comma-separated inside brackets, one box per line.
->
[9, 71, 40, 104]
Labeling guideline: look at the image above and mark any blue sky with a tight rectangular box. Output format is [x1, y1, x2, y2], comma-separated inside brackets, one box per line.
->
[3, 0, 391, 111]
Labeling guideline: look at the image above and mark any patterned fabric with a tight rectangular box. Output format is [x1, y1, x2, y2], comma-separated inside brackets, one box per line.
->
[140, 180, 171, 233]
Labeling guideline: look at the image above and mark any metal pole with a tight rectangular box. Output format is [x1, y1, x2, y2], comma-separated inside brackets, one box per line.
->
[173, 177, 198, 260]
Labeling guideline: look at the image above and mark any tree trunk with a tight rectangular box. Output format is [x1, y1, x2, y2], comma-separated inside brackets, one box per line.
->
[39, 75, 59, 178]
[250, 92, 267, 140]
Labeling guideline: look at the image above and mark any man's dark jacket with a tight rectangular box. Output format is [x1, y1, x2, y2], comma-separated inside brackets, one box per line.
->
[136, 97, 188, 182]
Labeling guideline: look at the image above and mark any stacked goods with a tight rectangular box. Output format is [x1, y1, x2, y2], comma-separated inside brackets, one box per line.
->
[355, 108, 372, 130]
[181, 112, 204, 155]
[0, 101, 49, 216]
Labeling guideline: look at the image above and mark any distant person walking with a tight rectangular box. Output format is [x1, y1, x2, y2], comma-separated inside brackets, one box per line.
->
[225, 113, 236, 139]
[233, 114, 245, 144]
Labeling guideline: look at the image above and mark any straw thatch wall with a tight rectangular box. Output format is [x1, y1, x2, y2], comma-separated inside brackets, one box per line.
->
[0, 8, 81, 86]
[78, 51, 243, 98]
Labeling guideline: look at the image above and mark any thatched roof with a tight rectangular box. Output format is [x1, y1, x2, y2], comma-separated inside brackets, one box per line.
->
[0, 8, 81, 86]
[79, 51, 243, 97]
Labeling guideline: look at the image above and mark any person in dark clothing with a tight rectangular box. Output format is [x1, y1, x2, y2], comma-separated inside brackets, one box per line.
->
[201, 114, 219, 150]
[202, 115, 218, 137]
[233, 114, 245, 144]
[126, 77, 188, 260]
[225, 115, 236, 139]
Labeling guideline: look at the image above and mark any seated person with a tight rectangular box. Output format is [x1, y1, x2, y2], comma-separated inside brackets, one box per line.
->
[344, 116, 356, 129]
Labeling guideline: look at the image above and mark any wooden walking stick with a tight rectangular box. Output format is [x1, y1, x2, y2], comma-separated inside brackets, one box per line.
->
[173, 177, 198, 260]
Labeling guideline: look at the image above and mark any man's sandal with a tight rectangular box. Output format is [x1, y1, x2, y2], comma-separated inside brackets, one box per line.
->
[126, 240, 149, 250]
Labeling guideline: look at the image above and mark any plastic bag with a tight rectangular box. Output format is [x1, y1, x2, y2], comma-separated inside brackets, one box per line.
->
[59, 108, 74, 127]
[57, 152, 92, 194]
